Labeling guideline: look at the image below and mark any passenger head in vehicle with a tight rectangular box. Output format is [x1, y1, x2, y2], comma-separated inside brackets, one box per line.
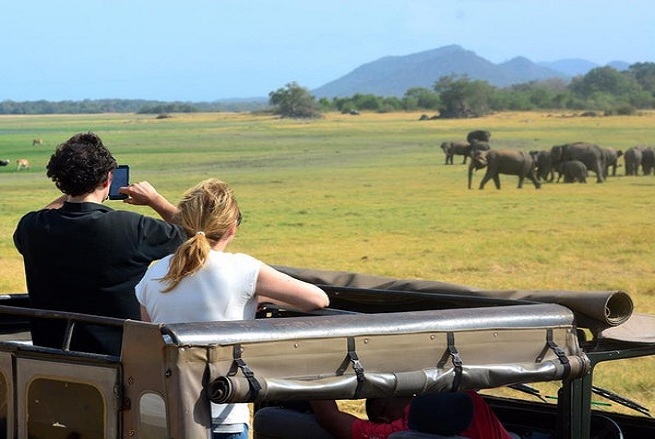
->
[47, 132, 117, 196]
[158, 178, 242, 292]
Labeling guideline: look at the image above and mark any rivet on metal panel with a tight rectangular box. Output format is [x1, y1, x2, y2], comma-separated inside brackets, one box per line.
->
[430, 335, 435, 340]
[128, 429, 136, 436]
[363, 338, 369, 344]
[493, 332, 498, 337]
[127, 376, 135, 385]
[294, 343, 299, 348]
[165, 369, 172, 378]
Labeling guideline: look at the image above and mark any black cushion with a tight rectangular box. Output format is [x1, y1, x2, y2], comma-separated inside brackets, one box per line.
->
[407, 392, 474, 436]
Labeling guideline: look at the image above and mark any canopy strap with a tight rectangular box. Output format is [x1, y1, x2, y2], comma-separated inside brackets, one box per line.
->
[437, 332, 463, 392]
[334, 337, 366, 397]
[347, 337, 365, 380]
[228, 344, 262, 398]
[348, 337, 366, 398]
[536, 329, 571, 375]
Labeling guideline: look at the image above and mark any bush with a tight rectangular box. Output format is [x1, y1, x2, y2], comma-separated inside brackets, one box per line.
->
[269, 82, 322, 118]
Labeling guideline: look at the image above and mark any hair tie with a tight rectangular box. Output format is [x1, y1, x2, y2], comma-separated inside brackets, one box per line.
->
[196, 231, 205, 236]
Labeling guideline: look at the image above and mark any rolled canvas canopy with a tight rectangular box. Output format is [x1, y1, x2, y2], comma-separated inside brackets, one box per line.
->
[161, 303, 587, 404]
[276, 266, 634, 331]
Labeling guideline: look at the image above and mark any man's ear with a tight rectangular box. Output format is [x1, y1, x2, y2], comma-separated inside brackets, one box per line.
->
[103, 171, 112, 188]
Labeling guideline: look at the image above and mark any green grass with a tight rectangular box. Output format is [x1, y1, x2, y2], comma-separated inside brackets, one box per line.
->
[2, 111, 655, 299]
[1, 110, 655, 414]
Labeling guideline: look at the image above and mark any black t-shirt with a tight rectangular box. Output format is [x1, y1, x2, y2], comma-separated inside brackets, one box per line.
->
[13, 201, 184, 355]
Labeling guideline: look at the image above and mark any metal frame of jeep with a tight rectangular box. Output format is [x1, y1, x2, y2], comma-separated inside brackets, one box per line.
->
[0, 266, 654, 439]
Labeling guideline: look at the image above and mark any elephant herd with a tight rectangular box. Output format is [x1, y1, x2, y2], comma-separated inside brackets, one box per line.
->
[441, 132, 654, 189]
[530, 144, 655, 184]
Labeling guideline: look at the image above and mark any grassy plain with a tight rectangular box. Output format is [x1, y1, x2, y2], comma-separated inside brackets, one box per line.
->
[1, 110, 654, 415]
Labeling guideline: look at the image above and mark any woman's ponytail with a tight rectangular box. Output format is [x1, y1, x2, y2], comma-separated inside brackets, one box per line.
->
[159, 232, 211, 292]
[157, 178, 240, 292]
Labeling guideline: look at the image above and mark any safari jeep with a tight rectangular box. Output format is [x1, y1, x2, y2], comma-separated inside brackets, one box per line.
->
[0, 266, 654, 439]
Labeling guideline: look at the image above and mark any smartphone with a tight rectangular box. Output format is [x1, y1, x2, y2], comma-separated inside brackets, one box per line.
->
[109, 165, 130, 200]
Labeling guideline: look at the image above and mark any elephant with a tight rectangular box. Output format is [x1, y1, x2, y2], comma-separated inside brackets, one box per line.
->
[624, 146, 643, 175]
[440, 141, 471, 164]
[470, 140, 491, 154]
[550, 142, 606, 183]
[556, 160, 587, 183]
[468, 149, 541, 190]
[0, 159, 9, 167]
[600, 146, 623, 177]
[641, 146, 655, 175]
[531, 149, 554, 182]
[466, 130, 491, 144]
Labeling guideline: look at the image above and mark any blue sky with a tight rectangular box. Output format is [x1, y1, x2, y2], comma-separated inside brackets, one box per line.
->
[2, 0, 654, 102]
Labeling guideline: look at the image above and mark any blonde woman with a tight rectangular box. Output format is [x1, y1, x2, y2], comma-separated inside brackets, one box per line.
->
[135, 178, 329, 439]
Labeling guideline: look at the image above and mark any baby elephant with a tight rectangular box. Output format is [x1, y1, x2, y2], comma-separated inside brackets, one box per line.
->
[557, 160, 587, 183]
[440, 141, 471, 165]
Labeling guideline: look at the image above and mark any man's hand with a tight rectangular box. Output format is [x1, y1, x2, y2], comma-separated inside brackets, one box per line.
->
[121, 181, 179, 223]
[44, 194, 69, 210]
[120, 181, 159, 206]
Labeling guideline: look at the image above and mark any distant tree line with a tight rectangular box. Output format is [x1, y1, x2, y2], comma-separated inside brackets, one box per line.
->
[2, 63, 654, 118]
[312, 63, 655, 119]
[0, 98, 268, 115]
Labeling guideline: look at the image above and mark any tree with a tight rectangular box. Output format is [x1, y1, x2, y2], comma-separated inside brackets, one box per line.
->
[568, 66, 651, 112]
[317, 97, 334, 112]
[569, 66, 642, 99]
[403, 87, 440, 110]
[350, 93, 383, 111]
[268, 82, 322, 118]
[628, 62, 655, 96]
[505, 79, 571, 109]
[434, 75, 496, 118]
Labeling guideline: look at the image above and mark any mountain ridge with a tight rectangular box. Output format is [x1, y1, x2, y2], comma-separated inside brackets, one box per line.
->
[312, 44, 628, 99]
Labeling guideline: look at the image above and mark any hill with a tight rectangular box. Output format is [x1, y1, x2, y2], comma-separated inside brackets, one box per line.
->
[312, 44, 619, 99]
[537, 58, 600, 76]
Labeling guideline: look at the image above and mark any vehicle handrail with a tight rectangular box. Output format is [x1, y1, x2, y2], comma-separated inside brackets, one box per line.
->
[0, 304, 126, 326]
[159, 302, 575, 346]
[0, 304, 126, 351]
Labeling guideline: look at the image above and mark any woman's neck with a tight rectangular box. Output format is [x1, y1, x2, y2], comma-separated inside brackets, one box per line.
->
[210, 231, 235, 252]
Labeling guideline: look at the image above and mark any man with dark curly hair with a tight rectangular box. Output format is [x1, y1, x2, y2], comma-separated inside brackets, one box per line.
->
[13, 132, 184, 356]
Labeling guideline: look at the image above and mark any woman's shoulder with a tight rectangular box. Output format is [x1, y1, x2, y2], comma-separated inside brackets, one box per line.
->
[210, 251, 259, 263]
[208, 251, 261, 273]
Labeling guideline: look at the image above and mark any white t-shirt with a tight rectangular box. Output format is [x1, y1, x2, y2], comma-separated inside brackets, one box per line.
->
[135, 250, 262, 430]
